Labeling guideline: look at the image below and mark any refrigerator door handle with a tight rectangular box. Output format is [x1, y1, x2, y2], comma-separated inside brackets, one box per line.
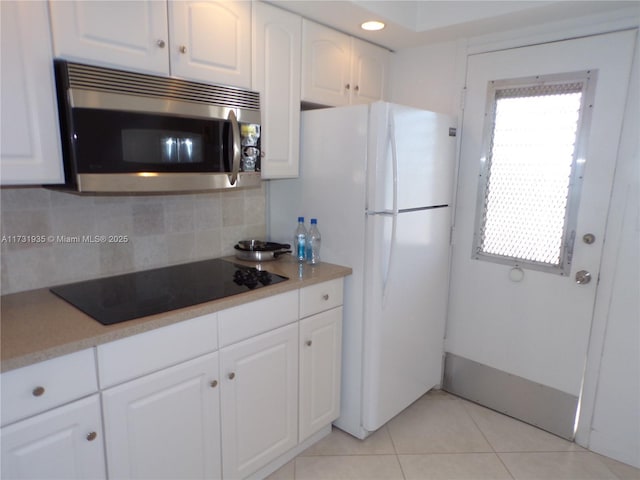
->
[382, 115, 399, 307]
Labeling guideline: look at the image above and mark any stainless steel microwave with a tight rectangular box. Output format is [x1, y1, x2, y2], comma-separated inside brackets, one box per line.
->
[53, 60, 262, 194]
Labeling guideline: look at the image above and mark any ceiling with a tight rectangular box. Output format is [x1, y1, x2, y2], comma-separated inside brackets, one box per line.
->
[267, 0, 639, 50]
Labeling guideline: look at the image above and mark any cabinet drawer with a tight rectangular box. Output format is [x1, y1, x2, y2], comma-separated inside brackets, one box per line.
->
[218, 290, 298, 347]
[1, 349, 98, 426]
[299, 278, 344, 318]
[97, 313, 218, 388]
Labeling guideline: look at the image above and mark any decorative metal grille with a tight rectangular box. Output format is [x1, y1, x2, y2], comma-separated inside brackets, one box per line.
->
[474, 76, 591, 274]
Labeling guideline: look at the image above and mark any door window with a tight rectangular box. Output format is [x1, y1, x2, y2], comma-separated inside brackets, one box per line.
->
[472, 71, 596, 275]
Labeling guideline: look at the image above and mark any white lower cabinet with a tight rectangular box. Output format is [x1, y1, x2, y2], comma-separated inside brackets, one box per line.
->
[220, 323, 298, 479]
[299, 307, 343, 442]
[2, 278, 345, 480]
[102, 352, 221, 480]
[1, 395, 106, 480]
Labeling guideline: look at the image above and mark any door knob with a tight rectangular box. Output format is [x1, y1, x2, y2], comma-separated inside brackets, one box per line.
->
[575, 270, 591, 284]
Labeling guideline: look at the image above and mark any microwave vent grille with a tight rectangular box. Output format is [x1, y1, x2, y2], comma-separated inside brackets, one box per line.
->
[65, 62, 260, 111]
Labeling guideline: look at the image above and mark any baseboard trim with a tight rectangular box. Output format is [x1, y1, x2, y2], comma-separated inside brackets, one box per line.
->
[443, 353, 578, 440]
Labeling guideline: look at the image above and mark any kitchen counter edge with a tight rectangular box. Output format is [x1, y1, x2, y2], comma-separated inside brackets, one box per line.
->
[0, 257, 352, 373]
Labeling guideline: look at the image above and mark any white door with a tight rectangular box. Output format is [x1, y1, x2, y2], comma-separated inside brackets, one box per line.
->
[169, 0, 251, 87]
[102, 353, 221, 479]
[48, 0, 169, 74]
[220, 323, 298, 480]
[447, 30, 636, 436]
[1, 395, 106, 480]
[299, 308, 342, 442]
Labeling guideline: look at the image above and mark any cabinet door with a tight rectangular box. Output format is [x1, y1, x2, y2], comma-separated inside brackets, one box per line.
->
[350, 38, 389, 104]
[169, 0, 251, 87]
[299, 307, 343, 442]
[0, 0, 64, 185]
[102, 353, 221, 480]
[48, 0, 169, 74]
[221, 323, 298, 479]
[1, 395, 106, 480]
[301, 19, 351, 106]
[252, 2, 301, 178]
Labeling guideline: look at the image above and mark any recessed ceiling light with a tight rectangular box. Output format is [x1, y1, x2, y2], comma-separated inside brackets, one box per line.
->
[361, 20, 385, 31]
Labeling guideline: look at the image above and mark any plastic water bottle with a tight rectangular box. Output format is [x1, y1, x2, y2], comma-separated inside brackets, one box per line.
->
[306, 218, 321, 265]
[294, 217, 307, 262]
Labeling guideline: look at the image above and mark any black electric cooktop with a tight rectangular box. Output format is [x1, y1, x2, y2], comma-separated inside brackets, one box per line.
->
[50, 258, 288, 325]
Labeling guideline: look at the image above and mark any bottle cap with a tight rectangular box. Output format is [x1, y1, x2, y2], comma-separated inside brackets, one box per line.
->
[298, 216, 304, 222]
[310, 218, 317, 224]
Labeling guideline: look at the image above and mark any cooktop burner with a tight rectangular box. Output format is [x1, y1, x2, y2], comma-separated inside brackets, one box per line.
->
[50, 258, 288, 326]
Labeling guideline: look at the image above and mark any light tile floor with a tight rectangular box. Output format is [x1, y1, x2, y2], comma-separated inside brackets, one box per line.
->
[267, 390, 640, 480]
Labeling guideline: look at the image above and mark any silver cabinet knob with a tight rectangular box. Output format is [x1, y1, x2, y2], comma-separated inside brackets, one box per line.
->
[157, 39, 166, 48]
[322, 294, 329, 301]
[306, 340, 312, 347]
[179, 45, 187, 54]
[210, 380, 218, 388]
[32, 386, 45, 397]
[228, 372, 235, 380]
[583, 233, 596, 244]
[354, 85, 360, 92]
[575, 270, 592, 284]
[345, 83, 350, 90]
[86, 432, 97, 442]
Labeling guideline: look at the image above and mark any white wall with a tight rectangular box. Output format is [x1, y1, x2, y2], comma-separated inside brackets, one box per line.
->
[388, 39, 464, 116]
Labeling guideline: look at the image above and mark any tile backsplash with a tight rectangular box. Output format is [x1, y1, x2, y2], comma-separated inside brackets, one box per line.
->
[0, 185, 266, 295]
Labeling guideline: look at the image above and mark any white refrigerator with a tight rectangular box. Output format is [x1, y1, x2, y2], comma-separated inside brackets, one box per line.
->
[268, 102, 457, 439]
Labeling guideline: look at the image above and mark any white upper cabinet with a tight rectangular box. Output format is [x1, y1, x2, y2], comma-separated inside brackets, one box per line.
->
[252, 2, 301, 178]
[48, 0, 251, 87]
[0, 0, 64, 185]
[301, 20, 351, 106]
[350, 37, 389, 105]
[48, 0, 169, 75]
[301, 19, 389, 107]
[169, 0, 251, 88]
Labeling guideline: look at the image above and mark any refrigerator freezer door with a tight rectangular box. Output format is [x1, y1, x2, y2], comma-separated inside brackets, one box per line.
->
[362, 207, 450, 432]
[367, 103, 456, 213]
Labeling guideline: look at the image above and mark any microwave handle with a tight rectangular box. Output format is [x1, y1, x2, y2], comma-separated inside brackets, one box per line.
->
[228, 110, 241, 186]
